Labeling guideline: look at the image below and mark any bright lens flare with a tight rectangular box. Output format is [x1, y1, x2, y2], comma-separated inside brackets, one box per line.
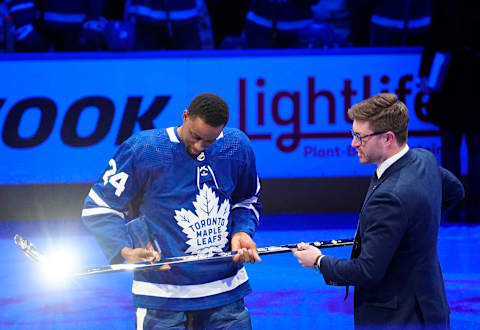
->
[41, 251, 76, 282]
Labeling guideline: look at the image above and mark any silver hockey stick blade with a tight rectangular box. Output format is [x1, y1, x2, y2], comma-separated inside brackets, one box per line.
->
[72, 238, 354, 277]
[14, 234, 48, 264]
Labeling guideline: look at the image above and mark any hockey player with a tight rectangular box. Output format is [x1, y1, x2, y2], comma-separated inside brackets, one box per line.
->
[82, 93, 261, 329]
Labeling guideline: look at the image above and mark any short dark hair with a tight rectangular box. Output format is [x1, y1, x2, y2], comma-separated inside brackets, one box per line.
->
[348, 93, 409, 145]
[187, 93, 229, 127]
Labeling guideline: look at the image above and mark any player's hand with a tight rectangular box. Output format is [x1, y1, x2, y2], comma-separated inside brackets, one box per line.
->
[293, 242, 322, 269]
[121, 243, 170, 271]
[231, 232, 261, 264]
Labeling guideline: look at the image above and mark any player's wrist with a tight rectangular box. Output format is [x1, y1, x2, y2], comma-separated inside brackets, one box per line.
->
[232, 231, 249, 238]
[121, 246, 134, 260]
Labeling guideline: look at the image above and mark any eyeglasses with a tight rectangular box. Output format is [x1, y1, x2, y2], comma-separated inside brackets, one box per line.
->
[351, 130, 386, 146]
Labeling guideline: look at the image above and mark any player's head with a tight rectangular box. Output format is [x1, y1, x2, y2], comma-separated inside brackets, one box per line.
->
[180, 93, 229, 157]
[187, 93, 229, 127]
[348, 93, 409, 165]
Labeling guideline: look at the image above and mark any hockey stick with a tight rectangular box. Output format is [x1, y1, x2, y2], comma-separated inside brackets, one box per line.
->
[14, 234, 353, 277]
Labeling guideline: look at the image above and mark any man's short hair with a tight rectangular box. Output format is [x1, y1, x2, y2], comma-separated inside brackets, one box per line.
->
[348, 93, 409, 145]
[187, 93, 229, 127]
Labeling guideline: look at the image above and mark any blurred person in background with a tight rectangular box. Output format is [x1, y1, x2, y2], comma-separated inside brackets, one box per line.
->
[369, 0, 432, 46]
[125, 0, 204, 50]
[4, 0, 108, 51]
[205, 0, 249, 49]
[418, 0, 480, 223]
[345, 0, 431, 47]
[309, 0, 352, 47]
[346, 0, 374, 46]
[244, 0, 319, 49]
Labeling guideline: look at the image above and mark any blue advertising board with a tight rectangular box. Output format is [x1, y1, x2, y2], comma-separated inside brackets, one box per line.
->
[0, 48, 440, 185]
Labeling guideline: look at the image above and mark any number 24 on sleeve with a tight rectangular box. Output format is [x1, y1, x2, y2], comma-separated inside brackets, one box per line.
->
[102, 159, 129, 197]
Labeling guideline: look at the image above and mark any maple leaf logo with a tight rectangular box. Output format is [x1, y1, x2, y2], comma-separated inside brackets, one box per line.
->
[174, 184, 230, 254]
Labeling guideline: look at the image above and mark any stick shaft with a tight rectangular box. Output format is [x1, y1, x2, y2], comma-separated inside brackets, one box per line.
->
[73, 238, 354, 276]
[14, 234, 353, 277]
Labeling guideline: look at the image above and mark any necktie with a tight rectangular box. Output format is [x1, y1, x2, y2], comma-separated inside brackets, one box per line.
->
[345, 171, 379, 300]
[370, 171, 379, 189]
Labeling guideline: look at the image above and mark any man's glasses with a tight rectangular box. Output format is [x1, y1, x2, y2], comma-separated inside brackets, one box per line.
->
[351, 130, 386, 146]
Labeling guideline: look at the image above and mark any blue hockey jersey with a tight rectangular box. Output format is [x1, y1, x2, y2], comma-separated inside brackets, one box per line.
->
[82, 126, 261, 311]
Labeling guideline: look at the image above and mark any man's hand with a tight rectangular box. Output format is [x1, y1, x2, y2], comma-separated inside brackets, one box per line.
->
[293, 242, 322, 269]
[120, 242, 170, 271]
[231, 232, 261, 264]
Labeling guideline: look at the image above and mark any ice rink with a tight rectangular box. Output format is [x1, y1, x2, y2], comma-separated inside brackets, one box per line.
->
[1, 214, 479, 329]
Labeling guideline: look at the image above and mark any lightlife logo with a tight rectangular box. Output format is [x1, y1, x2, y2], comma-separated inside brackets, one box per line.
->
[239, 74, 435, 153]
[1, 75, 435, 151]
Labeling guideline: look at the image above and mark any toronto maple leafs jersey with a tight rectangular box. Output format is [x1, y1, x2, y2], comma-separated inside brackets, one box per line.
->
[82, 126, 261, 311]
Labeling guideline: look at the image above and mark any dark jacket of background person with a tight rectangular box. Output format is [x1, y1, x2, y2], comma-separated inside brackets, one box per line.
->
[319, 149, 464, 328]
[346, 0, 431, 47]
[125, 0, 202, 50]
[419, 0, 479, 131]
[205, 0, 249, 49]
[5, 0, 107, 51]
[369, 0, 432, 46]
[419, 0, 480, 222]
[244, 0, 319, 48]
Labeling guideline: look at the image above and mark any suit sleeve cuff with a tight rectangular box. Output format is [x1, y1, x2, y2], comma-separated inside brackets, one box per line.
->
[314, 255, 325, 273]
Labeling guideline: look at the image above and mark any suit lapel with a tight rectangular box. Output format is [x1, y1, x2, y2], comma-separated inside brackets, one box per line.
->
[360, 149, 414, 211]
[361, 171, 379, 209]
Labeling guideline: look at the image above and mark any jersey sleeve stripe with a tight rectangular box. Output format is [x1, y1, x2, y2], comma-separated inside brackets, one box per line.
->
[232, 201, 260, 221]
[233, 196, 258, 205]
[82, 207, 126, 219]
[88, 188, 111, 208]
[9, 2, 34, 13]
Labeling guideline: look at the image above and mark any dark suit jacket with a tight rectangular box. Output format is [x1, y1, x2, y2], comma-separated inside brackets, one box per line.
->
[320, 148, 464, 329]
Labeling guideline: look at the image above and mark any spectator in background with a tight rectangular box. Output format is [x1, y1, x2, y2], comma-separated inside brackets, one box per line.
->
[205, 0, 249, 49]
[98, 0, 136, 51]
[125, 0, 203, 50]
[308, 0, 352, 48]
[369, 0, 432, 46]
[5, 0, 108, 52]
[103, 0, 126, 21]
[346, 0, 375, 47]
[1, 1, 15, 52]
[418, 0, 480, 223]
[244, 0, 319, 49]
[345, 0, 433, 47]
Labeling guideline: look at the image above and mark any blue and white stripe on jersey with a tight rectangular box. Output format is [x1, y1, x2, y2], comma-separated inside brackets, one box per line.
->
[132, 267, 248, 298]
[232, 177, 261, 221]
[82, 188, 126, 219]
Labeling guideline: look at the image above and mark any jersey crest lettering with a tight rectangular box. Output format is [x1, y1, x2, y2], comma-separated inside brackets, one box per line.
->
[174, 184, 230, 254]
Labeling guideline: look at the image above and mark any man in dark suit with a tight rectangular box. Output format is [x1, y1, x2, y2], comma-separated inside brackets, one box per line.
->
[293, 93, 464, 329]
